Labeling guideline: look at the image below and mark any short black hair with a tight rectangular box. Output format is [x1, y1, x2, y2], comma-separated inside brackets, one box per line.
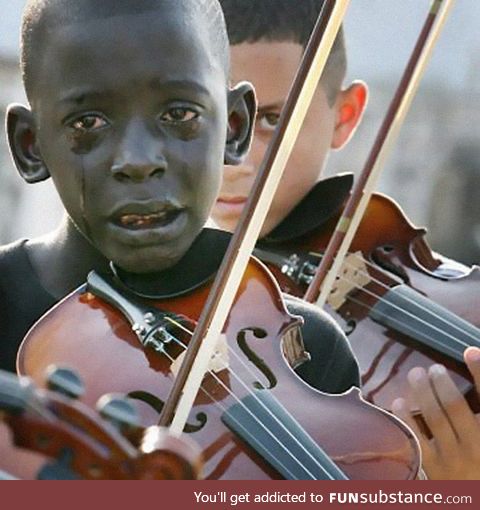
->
[21, 0, 230, 102]
[219, 0, 346, 104]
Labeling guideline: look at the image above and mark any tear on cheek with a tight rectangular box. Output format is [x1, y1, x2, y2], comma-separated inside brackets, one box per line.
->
[175, 121, 202, 141]
[78, 156, 91, 241]
[67, 131, 97, 154]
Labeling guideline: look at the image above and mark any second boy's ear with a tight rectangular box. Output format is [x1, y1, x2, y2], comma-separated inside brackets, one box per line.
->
[225, 81, 256, 165]
[331, 81, 368, 150]
[6, 104, 50, 183]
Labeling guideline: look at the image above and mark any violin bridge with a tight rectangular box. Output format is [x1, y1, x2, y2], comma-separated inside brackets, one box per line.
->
[169, 334, 229, 379]
[326, 252, 371, 311]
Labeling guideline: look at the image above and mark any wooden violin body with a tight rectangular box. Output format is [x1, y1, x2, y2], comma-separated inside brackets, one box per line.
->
[18, 258, 420, 479]
[256, 182, 480, 411]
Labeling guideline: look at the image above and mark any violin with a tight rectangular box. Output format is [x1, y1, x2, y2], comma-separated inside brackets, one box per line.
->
[255, 173, 480, 411]
[17, 249, 421, 479]
[15, 1, 422, 480]
[0, 368, 201, 479]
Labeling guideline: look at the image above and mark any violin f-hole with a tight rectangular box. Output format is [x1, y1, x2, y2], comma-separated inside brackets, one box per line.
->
[128, 391, 207, 433]
[236, 328, 277, 390]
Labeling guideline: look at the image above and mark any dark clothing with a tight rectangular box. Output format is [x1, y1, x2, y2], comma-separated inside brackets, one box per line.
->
[0, 236, 359, 392]
[0, 240, 56, 373]
[262, 173, 353, 244]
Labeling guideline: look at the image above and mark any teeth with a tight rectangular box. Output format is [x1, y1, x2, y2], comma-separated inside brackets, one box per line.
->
[119, 211, 170, 228]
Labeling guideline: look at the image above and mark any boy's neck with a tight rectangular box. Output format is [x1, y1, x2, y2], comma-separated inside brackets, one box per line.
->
[26, 216, 110, 300]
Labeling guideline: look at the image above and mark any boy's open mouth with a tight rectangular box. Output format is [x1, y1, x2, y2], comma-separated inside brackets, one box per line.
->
[117, 210, 181, 230]
[111, 202, 184, 231]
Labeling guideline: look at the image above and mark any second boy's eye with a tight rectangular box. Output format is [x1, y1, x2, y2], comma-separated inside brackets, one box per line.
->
[258, 112, 280, 131]
[70, 115, 108, 132]
[160, 107, 199, 123]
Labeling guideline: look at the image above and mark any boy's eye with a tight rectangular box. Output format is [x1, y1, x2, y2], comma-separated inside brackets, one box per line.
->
[258, 112, 280, 131]
[160, 107, 199, 123]
[70, 115, 108, 132]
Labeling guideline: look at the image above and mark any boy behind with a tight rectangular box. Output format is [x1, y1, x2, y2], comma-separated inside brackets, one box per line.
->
[213, 0, 367, 237]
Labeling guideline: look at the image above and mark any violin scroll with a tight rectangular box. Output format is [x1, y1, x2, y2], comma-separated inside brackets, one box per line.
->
[0, 369, 202, 479]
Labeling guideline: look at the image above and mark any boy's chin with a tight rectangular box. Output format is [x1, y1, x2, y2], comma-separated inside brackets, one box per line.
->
[100, 225, 201, 275]
[111, 248, 185, 275]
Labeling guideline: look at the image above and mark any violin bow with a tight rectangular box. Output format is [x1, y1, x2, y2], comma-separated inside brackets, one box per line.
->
[159, 0, 351, 432]
[304, 0, 456, 306]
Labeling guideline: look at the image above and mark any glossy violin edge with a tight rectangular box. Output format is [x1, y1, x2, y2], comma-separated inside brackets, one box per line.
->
[17, 258, 420, 479]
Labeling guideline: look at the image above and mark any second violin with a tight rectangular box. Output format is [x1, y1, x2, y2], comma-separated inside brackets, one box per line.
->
[255, 173, 480, 411]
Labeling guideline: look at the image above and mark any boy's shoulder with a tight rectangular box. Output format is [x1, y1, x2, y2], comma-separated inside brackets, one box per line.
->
[0, 239, 56, 373]
[0, 239, 31, 283]
[0, 239, 47, 290]
[0, 239, 57, 299]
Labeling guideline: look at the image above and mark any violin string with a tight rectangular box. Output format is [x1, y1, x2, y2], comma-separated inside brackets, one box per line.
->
[309, 250, 479, 348]
[333, 251, 479, 345]
[334, 271, 473, 358]
[158, 327, 333, 480]
[165, 319, 339, 480]
[350, 251, 480, 343]
[162, 316, 339, 479]
[158, 348, 304, 479]
[342, 254, 479, 348]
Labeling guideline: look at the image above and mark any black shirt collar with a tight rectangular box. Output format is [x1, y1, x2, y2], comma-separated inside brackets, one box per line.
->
[110, 228, 232, 299]
[262, 173, 353, 244]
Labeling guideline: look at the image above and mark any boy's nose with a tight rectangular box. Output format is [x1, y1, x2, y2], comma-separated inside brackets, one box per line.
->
[111, 120, 166, 182]
[111, 158, 165, 182]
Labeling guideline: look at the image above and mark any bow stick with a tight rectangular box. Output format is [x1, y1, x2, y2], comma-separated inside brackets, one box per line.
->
[159, 0, 351, 433]
[304, 0, 456, 306]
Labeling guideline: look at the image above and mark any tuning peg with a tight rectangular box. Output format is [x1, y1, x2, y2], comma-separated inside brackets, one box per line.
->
[96, 393, 140, 433]
[45, 366, 84, 400]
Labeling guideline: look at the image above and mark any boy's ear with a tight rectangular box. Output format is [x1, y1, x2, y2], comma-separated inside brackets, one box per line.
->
[331, 81, 368, 150]
[6, 104, 50, 183]
[225, 81, 256, 165]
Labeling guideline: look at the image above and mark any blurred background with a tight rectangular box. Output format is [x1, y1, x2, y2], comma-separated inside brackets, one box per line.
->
[1, 0, 479, 264]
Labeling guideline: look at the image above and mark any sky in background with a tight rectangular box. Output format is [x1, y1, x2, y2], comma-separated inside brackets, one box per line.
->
[344, 0, 480, 89]
[2, 0, 480, 89]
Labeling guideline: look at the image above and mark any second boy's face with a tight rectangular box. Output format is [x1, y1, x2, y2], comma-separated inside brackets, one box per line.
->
[212, 41, 338, 237]
[30, 9, 228, 273]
